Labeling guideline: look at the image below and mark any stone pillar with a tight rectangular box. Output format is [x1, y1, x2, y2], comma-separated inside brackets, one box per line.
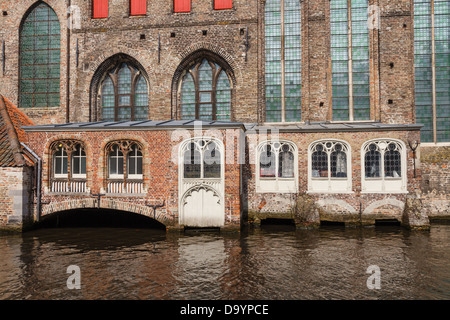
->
[291, 193, 320, 229]
[401, 195, 430, 230]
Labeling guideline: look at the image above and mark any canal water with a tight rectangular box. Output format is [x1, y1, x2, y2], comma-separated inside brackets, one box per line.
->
[0, 223, 449, 300]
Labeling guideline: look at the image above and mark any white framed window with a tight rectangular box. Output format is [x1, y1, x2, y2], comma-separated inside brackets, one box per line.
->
[182, 139, 222, 179]
[256, 140, 298, 193]
[127, 144, 143, 180]
[107, 142, 144, 180]
[108, 145, 124, 179]
[308, 140, 352, 193]
[361, 139, 407, 193]
[53, 147, 68, 179]
[71, 144, 87, 179]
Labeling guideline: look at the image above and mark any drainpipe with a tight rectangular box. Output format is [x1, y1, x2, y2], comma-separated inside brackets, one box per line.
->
[21, 143, 42, 222]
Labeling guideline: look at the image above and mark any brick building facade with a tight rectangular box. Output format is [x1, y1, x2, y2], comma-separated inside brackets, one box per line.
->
[0, 0, 448, 231]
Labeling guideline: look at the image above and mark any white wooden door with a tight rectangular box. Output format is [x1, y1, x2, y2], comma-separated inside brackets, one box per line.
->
[182, 186, 224, 227]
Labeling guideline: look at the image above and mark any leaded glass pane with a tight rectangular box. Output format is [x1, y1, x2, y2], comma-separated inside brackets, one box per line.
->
[312, 150, 328, 178]
[384, 145, 402, 178]
[331, 145, 347, 178]
[435, 0, 450, 142]
[278, 146, 294, 178]
[101, 77, 115, 121]
[265, 0, 283, 122]
[414, 0, 434, 142]
[365, 145, 381, 178]
[260, 144, 276, 177]
[204, 142, 221, 178]
[184, 143, 201, 179]
[19, 3, 60, 108]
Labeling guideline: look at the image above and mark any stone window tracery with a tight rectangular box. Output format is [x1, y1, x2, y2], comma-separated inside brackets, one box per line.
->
[362, 139, 407, 193]
[182, 139, 221, 179]
[308, 140, 352, 193]
[100, 63, 149, 121]
[105, 140, 145, 194]
[49, 140, 87, 193]
[180, 59, 232, 121]
[256, 140, 298, 193]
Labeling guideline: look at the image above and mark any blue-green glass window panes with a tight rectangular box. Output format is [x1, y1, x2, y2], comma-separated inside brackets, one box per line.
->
[134, 76, 148, 121]
[181, 72, 196, 120]
[101, 77, 115, 121]
[284, 0, 302, 122]
[265, 0, 302, 122]
[331, 0, 349, 120]
[414, 0, 450, 142]
[99, 63, 149, 121]
[216, 71, 232, 120]
[414, 0, 434, 142]
[265, 0, 283, 122]
[180, 59, 232, 121]
[434, 0, 450, 142]
[19, 3, 60, 108]
[331, 0, 371, 121]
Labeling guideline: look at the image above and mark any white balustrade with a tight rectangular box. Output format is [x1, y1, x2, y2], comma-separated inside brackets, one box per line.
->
[107, 181, 144, 194]
[51, 180, 87, 193]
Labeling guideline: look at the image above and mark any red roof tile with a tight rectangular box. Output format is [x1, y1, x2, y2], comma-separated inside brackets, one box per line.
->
[0, 95, 35, 167]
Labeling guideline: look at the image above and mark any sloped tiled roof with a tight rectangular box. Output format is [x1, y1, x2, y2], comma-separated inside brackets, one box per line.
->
[0, 95, 35, 167]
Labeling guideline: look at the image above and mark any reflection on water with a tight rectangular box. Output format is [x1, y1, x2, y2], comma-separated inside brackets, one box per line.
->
[0, 224, 449, 300]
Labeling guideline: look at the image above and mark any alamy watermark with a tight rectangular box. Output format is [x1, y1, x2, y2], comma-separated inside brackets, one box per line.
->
[66, 265, 81, 290]
[366, 265, 381, 290]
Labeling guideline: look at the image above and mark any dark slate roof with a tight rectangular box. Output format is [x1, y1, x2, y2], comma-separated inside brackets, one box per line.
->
[0, 95, 35, 167]
[22, 119, 246, 131]
[245, 121, 423, 132]
[22, 119, 423, 134]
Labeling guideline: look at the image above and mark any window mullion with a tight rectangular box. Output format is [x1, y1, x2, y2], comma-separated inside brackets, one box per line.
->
[431, 0, 437, 143]
[348, 0, 354, 121]
[281, 0, 286, 123]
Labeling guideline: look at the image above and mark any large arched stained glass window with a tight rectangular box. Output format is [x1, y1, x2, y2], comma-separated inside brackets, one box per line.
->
[265, 0, 302, 123]
[180, 59, 232, 121]
[19, 2, 61, 108]
[100, 63, 149, 121]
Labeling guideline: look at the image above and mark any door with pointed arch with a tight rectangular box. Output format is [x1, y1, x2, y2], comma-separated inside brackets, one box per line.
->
[179, 138, 225, 227]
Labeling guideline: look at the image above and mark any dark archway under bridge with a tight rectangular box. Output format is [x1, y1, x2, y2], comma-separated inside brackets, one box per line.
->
[37, 208, 167, 230]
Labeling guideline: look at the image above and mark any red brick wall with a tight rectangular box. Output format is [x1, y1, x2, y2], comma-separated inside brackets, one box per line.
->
[24, 128, 243, 228]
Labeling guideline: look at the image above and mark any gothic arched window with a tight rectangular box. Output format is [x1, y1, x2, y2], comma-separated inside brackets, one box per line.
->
[182, 139, 222, 179]
[180, 59, 232, 121]
[50, 141, 87, 193]
[256, 140, 298, 193]
[105, 141, 145, 194]
[19, 2, 61, 108]
[100, 63, 149, 121]
[362, 139, 407, 193]
[308, 140, 352, 193]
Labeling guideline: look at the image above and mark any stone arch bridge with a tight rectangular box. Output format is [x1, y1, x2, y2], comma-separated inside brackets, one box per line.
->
[40, 198, 175, 228]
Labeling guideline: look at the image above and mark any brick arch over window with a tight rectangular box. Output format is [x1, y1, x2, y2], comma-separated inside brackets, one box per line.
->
[89, 53, 150, 121]
[171, 49, 237, 120]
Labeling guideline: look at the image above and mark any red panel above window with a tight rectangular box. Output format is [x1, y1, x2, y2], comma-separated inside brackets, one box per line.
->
[174, 0, 191, 13]
[214, 0, 232, 10]
[93, 0, 108, 19]
[131, 0, 147, 16]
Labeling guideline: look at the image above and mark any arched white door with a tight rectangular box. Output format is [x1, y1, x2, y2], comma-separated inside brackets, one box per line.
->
[179, 138, 225, 228]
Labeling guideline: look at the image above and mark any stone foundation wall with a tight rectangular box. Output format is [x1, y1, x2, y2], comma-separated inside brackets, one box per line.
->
[0, 166, 34, 232]
[420, 146, 450, 220]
